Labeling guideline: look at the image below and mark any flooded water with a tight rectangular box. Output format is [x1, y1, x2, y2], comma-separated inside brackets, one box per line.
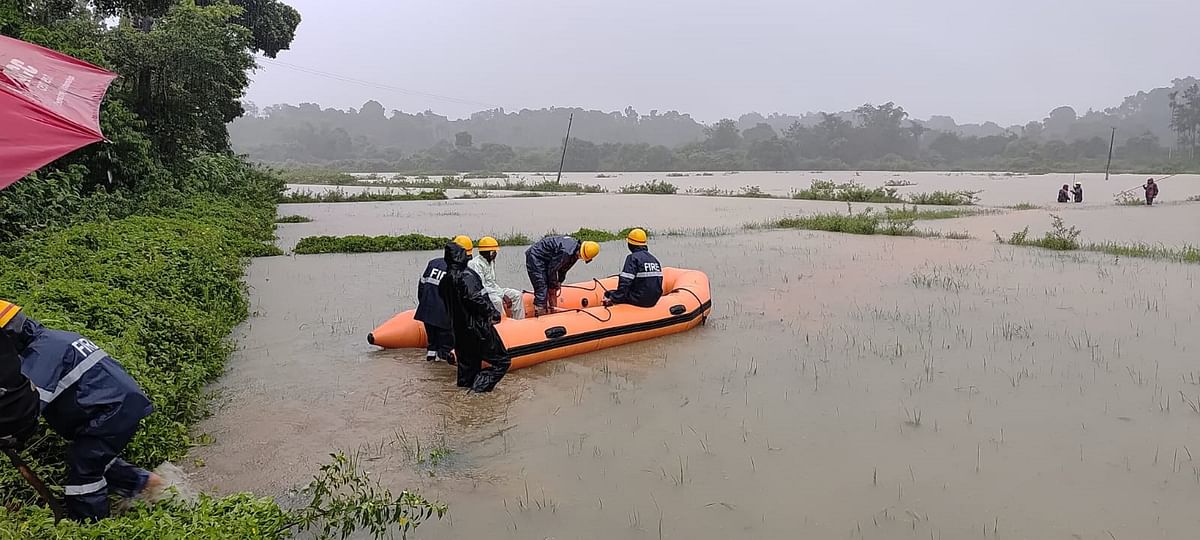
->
[191, 177, 1200, 539]
[344, 170, 1200, 206]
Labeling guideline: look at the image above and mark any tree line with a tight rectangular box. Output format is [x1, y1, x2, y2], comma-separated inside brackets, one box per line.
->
[231, 78, 1200, 174]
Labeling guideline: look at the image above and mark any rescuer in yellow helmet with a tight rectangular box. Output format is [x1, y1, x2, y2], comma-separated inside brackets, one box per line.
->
[467, 236, 526, 320]
[603, 228, 663, 308]
[524, 235, 600, 316]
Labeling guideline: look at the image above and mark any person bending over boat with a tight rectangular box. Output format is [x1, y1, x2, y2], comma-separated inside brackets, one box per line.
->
[440, 242, 511, 392]
[0, 300, 164, 521]
[468, 236, 525, 320]
[603, 228, 663, 308]
[524, 235, 601, 317]
[415, 235, 474, 364]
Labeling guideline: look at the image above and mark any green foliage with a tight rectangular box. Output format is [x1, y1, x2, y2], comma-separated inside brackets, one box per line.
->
[995, 215, 1081, 251]
[882, 205, 981, 221]
[0, 167, 88, 242]
[619, 179, 678, 194]
[0, 200, 274, 478]
[278, 168, 360, 185]
[276, 214, 313, 223]
[294, 234, 449, 255]
[293, 227, 648, 255]
[279, 190, 447, 203]
[1088, 242, 1200, 263]
[765, 209, 916, 236]
[106, 3, 256, 159]
[0, 493, 290, 539]
[905, 190, 980, 205]
[290, 453, 447, 540]
[1006, 203, 1041, 210]
[790, 180, 904, 203]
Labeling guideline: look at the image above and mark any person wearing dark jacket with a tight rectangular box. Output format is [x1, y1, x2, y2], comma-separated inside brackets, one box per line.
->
[0, 300, 162, 521]
[415, 236, 474, 364]
[439, 243, 511, 392]
[524, 236, 601, 316]
[1144, 178, 1159, 205]
[1057, 184, 1070, 203]
[603, 228, 663, 308]
[1072, 182, 1083, 203]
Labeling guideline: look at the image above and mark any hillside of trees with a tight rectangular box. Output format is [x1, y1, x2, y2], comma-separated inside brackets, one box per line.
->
[230, 78, 1200, 173]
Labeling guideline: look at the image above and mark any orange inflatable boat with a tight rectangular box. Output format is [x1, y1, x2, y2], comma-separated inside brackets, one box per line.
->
[368, 267, 711, 370]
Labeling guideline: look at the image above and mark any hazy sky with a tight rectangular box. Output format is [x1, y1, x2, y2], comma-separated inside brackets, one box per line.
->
[244, 0, 1198, 126]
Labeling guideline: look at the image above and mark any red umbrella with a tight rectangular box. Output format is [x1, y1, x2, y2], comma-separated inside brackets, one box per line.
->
[0, 35, 117, 190]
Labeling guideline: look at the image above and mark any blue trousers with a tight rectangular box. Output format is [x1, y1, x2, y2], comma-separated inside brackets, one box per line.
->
[65, 430, 150, 521]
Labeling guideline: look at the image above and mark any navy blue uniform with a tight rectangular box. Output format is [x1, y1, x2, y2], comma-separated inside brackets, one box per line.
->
[525, 236, 582, 309]
[15, 318, 153, 521]
[440, 243, 510, 392]
[414, 258, 455, 362]
[607, 247, 664, 308]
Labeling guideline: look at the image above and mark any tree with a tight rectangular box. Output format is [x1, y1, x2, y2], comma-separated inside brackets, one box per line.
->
[703, 119, 742, 151]
[455, 131, 473, 148]
[194, 0, 301, 57]
[742, 123, 778, 144]
[107, 3, 257, 159]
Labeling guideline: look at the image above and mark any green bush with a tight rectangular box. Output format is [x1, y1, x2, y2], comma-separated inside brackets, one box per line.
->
[790, 180, 904, 203]
[619, 179, 678, 194]
[276, 215, 313, 223]
[294, 234, 450, 255]
[765, 209, 916, 236]
[905, 190, 980, 205]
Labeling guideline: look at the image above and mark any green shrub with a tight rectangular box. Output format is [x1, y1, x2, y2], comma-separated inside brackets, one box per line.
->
[905, 190, 980, 205]
[619, 179, 678, 194]
[293, 234, 449, 255]
[790, 180, 904, 203]
[276, 215, 313, 223]
[766, 209, 915, 236]
[995, 215, 1080, 251]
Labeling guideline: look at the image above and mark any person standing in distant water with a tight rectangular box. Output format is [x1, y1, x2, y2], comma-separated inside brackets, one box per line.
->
[1057, 184, 1071, 203]
[1143, 178, 1159, 205]
[1072, 182, 1083, 203]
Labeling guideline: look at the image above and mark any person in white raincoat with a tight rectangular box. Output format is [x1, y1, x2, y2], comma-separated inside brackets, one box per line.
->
[468, 236, 526, 320]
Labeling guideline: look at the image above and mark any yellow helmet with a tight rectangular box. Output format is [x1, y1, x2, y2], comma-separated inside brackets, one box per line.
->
[626, 228, 648, 246]
[0, 300, 21, 328]
[579, 241, 600, 263]
[452, 235, 474, 254]
[477, 236, 500, 252]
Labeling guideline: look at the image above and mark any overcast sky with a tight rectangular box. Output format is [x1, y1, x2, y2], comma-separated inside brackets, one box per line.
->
[244, 0, 1197, 126]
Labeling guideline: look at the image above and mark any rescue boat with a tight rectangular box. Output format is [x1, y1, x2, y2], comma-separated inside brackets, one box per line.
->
[368, 267, 711, 370]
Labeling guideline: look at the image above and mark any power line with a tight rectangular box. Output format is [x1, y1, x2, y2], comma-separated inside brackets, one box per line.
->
[256, 56, 500, 109]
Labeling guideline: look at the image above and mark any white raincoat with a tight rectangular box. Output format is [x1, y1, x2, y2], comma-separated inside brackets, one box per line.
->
[468, 255, 526, 320]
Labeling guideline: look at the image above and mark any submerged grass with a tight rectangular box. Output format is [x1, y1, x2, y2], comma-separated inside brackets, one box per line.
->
[279, 189, 447, 203]
[791, 180, 904, 203]
[275, 214, 312, 223]
[995, 215, 1200, 264]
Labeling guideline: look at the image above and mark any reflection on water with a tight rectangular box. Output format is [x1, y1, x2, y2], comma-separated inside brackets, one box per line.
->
[191, 184, 1200, 538]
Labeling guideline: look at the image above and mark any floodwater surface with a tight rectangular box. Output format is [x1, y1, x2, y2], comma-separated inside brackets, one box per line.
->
[191, 186, 1200, 540]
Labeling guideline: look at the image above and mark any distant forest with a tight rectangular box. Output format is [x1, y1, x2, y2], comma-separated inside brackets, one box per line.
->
[230, 77, 1200, 173]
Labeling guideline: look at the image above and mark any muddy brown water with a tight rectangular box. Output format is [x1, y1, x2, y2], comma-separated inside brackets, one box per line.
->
[340, 170, 1200, 206]
[191, 191, 1200, 539]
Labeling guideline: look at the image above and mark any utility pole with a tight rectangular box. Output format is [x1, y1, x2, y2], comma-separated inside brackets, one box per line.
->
[555, 113, 573, 185]
[1104, 127, 1116, 182]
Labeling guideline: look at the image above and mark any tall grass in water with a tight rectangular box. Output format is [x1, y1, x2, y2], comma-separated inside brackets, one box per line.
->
[905, 190, 981, 205]
[995, 215, 1081, 250]
[619, 179, 678, 194]
[791, 180, 904, 203]
[279, 189, 447, 203]
[996, 215, 1199, 263]
[761, 208, 917, 236]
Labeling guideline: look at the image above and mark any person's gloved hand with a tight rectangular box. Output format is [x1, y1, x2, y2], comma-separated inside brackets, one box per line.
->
[490, 312, 502, 324]
[0, 381, 41, 451]
[548, 289, 560, 309]
[602, 298, 613, 307]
